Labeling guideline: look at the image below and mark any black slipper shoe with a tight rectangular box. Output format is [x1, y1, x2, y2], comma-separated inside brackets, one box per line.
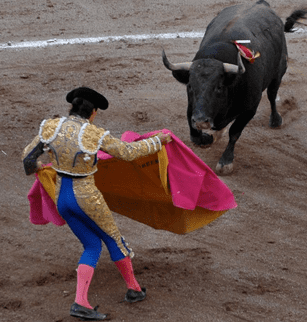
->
[124, 287, 146, 303]
[70, 302, 108, 321]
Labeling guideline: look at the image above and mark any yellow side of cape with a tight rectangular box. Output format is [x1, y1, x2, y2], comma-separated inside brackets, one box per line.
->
[95, 150, 226, 234]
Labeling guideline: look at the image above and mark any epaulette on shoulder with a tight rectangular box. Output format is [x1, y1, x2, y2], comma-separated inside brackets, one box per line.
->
[80, 124, 110, 154]
[39, 117, 67, 144]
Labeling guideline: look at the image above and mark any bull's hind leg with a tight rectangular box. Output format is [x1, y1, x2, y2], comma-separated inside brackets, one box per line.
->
[267, 80, 283, 128]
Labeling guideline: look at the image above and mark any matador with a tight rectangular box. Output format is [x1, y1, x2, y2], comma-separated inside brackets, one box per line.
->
[22, 87, 171, 321]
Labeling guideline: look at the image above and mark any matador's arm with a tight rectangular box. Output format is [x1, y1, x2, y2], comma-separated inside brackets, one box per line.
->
[22, 135, 45, 175]
[100, 132, 164, 161]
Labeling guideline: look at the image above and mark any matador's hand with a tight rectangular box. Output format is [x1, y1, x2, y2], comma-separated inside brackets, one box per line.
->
[155, 132, 172, 145]
[37, 161, 44, 171]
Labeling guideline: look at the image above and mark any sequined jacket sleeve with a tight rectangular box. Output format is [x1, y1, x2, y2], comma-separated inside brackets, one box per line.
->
[22, 135, 45, 175]
[100, 132, 162, 161]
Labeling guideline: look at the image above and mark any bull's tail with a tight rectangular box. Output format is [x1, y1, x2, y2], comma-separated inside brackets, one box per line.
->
[284, 9, 307, 32]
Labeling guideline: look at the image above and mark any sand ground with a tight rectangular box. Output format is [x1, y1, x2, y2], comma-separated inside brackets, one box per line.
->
[1, 1, 307, 321]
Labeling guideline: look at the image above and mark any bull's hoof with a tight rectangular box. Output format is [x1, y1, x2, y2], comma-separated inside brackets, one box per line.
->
[190, 133, 213, 146]
[269, 112, 282, 128]
[216, 162, 234, 175]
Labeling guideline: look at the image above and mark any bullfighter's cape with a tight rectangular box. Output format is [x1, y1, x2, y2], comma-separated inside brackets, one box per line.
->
[27, 129, 237, 234]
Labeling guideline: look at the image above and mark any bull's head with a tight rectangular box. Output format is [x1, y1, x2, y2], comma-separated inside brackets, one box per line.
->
[162, 50, 245, 131]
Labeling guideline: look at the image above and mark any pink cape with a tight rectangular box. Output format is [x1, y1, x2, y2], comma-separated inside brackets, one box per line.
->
[28, 129, 236, 226]
[98, 129, 237, 211]
[27, 173, 65, 226]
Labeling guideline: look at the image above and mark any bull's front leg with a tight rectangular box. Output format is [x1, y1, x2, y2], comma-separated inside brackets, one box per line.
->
[216, 110, 255, 175]
[187, 104, 213, 146]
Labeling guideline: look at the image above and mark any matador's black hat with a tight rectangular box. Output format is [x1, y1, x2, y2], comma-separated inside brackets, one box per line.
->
[66, 87, 109, 110]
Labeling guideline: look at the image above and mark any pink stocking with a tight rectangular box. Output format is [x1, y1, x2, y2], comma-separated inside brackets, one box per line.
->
[114, 256, 141, 291]
[75, 264, 94, 309]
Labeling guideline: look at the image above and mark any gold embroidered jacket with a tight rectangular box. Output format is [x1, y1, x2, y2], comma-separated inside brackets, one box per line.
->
[22, 115, 162, 176]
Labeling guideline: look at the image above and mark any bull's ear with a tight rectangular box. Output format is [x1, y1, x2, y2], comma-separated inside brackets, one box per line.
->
[172, 70, 190, 84]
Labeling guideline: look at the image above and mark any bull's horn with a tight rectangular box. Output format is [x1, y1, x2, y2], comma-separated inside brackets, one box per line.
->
[162, 49, 192, 71]
[223, 52, 246, 74]
[223, 62, 239, 74]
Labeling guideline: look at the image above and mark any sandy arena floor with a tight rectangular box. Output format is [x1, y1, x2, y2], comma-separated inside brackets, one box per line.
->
[1, 1, 307, 321]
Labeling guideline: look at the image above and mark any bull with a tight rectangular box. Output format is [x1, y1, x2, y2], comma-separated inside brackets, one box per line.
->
[162, 0, 306, 174]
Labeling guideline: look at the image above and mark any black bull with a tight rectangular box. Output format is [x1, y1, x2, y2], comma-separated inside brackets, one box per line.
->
[162, 0, 306, 175]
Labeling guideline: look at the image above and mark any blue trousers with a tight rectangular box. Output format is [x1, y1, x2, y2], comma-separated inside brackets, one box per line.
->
[56, 176, 131, 268]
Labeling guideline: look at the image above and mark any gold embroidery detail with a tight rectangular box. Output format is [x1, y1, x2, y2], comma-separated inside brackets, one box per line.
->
[42, 117, 98, 176]
[72, 175, 129, 258]
[101, 134, 160, 161]
[39, 116, 161, 175]
[81, 124, 107, 154]
[41, 118, 61, 142]
[55, 174, 62, 207]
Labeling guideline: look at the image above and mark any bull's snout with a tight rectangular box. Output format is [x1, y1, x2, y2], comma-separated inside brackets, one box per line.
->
[191, 113, 214, 130]
[192, 98, 215, 130]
